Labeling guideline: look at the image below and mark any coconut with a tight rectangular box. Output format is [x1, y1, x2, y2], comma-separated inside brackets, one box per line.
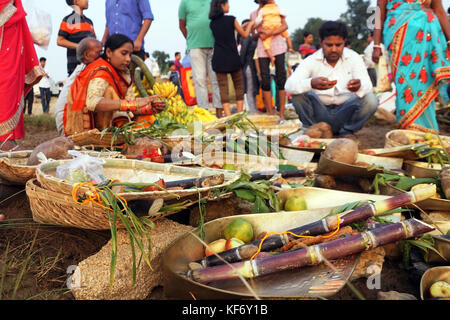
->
[389, 131, 410, 145]
[323, 138, 359, 165]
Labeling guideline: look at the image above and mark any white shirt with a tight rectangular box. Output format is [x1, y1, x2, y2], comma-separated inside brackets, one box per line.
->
[145, 58, 160, 78]
[364, 41, 386, 69]
[38, 68, 51, 88]
[285, 48, 373, 106]
[55, 64, 86, 136]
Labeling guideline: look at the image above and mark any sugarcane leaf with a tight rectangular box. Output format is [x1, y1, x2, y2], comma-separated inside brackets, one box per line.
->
[233, 189, 257, 202]
[251, 196, 270, 214]
[407, 239, 447, 261]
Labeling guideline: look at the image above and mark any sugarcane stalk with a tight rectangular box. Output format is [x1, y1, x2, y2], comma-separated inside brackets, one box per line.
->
[198, 184, 437, 267]
[133, 68, 149, 98]
[131, 54, 155, 89]
[188, 218, 434, 284]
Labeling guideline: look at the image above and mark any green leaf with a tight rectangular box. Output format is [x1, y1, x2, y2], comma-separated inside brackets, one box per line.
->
[252, 197, 270, 214]
[277, 164, 299, 172]
[233, 189, 257, 202]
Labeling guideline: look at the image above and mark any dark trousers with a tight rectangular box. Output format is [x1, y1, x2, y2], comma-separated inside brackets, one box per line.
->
[258, 53, 286, 92]
[368, 68, 377, 87]
[39, 87, 51, 113]
[24, 89, 34, 115]
[292, 91, 379, 136]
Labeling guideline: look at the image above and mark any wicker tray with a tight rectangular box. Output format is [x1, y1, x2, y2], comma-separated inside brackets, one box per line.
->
[0, 150, 36, 185]
[69, 129, 126, 147]
[180, 151, 317, 173]
[26, 179, 189, 230]
[36, 159, 239, 202]
[385, 130, 450, 148]
[26, 179, 123, 230]
[0, 149, 125, 185]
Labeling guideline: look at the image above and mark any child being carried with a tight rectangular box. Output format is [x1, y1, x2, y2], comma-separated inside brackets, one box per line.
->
[255, 0, 294, 66]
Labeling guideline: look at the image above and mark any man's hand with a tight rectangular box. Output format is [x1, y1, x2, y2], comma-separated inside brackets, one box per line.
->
[372, 46, 382, 64]
[311, 77, 337, 90]
[134, 38, 143, 52]
[347, 79, 361, 92]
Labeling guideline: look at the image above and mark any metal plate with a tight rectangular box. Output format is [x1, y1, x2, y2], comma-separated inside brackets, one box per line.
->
[163, 209, 360, 300]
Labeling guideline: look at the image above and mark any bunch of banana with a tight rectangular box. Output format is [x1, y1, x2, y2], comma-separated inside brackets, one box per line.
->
[153, 82, 178, 99]
[192, 106, 217, 123]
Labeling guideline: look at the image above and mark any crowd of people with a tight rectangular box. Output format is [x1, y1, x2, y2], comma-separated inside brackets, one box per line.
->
[0, 0, 449, 152]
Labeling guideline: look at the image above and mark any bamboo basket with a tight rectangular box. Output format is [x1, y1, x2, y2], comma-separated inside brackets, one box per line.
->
[182, 151, 317, 173]
[160, 135, 225, 155]
[36, 159, 238, 202]
[0, 149, 125, 185]
[203, 113, 281, 132]
[317, 153, 404, 178]
[69, 129, 126, 147]
[26, 179, 124, 230]
[26, 179, 187, 230]
[385, 130, 450, 148]
[0, 150, 36, 185]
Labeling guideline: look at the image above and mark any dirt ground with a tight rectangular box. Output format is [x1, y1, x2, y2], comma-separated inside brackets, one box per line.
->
[0, 99, 449, 300]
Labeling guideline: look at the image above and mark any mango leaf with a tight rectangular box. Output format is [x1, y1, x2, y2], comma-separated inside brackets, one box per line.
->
[252, 196, 270, 214]
[233, 189, 256, 203]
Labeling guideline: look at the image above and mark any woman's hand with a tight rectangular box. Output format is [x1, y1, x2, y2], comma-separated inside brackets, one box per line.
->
[136, 95, 162, 108]
[372, 46, 382, 64]
[134, 99, 166, 116]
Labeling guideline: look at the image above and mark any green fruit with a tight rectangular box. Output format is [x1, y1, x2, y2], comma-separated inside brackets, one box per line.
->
[224, 218, 254, 243]
[70, 169, 90, 183]
[222, 164, 237, 171]
[284, 196, 308, 211]
[424, 132, 434, 141]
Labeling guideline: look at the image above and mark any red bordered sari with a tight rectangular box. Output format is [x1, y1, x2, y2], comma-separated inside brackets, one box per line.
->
[384, 0, 450, 133]
[0, 0, 43, 141]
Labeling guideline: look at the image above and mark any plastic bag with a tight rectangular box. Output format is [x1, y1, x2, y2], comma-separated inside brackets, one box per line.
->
[375, 55, 392, 93]
[24, 0, 52, 50]
[56, 151, 106, 184]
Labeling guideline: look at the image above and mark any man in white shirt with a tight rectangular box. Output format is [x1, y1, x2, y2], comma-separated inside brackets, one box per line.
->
[364, 31, 385, 87]
[38, 58, 52, 114]
[285, 21, 378, 138]
[54, 37, 102, 136]
[144, 52, 161, 78]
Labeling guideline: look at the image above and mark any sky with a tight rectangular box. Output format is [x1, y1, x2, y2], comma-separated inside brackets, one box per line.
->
[24, 0, 448, 83]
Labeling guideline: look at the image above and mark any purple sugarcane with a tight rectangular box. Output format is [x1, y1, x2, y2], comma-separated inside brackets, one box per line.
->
[188, 218, 434, 284]
[198, 185, 436, 267]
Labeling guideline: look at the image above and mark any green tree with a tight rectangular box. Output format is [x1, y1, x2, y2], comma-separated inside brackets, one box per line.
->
[152, 50, 170, 75]
[291, 17, 326, 51]
[340, 0, 372, 53]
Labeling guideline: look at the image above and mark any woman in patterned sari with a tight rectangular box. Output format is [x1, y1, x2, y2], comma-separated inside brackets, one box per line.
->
[0, 0, 44, 151]
[64, 34, 164, 136]
[373, 0, 450, 133]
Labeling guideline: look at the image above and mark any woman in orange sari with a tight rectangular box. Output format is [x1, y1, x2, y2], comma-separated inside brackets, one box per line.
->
[64, 33, 164, 136]
[0, 0, 44, 151]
